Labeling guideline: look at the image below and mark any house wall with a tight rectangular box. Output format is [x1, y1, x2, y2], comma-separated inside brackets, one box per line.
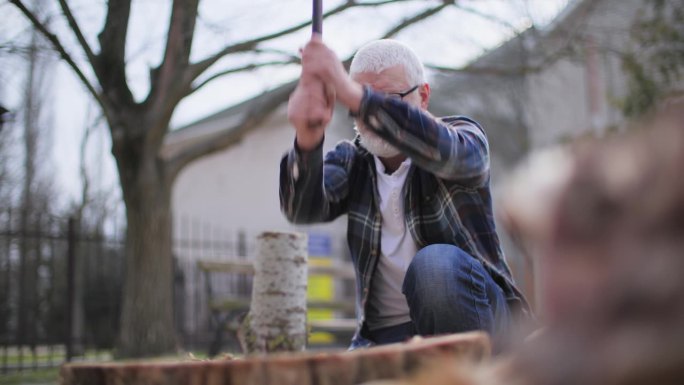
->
[510, 0, 644, 311]
[525, 0, 641, 148]
[172, 104, 354, 260]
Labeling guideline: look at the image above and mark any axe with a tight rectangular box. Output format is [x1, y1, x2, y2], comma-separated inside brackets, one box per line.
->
[312, 0, 322, 35]
[305, 0, 332, 130]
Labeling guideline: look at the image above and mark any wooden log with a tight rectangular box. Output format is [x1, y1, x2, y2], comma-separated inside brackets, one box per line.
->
[60, 332, 491, 385]
[246, 231, 309, 353]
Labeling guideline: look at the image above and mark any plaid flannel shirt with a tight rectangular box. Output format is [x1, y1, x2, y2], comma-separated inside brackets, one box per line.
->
[280, 87, 530, 347]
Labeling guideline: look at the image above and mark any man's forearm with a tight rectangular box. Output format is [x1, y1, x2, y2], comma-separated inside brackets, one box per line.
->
[359, 89, 490, 183]
[335, 76, 364, 116]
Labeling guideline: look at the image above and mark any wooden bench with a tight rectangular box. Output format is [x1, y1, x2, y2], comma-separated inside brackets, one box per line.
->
[197, 258, 357, 355]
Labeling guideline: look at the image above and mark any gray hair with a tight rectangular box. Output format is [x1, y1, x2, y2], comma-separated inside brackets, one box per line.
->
[349, 39, 426, 85]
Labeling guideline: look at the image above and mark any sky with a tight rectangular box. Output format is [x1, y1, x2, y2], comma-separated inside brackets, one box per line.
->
[0, 0, 570, 210]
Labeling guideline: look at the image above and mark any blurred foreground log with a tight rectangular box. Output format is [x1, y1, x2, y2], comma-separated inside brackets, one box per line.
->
[60, 332, 490, 385]
[501, 104, 684, 385]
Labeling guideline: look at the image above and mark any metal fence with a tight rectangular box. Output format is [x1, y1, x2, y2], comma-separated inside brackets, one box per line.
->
[173, 216, 255, 351]
[0, 209, 258, 372]
[0, 209, 123, 373]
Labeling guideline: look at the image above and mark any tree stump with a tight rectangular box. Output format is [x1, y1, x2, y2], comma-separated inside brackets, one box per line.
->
[60, 332, 491, 385]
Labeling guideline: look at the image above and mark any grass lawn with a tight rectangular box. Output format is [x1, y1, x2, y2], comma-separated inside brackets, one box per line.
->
[0, 368, 60, 385]
[0, 347, 111, 385]
[1, 349, 111, 365]
[0, 350, 224, 384]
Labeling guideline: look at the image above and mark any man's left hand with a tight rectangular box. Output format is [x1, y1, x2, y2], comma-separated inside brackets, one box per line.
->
[301, 36, 364, 114]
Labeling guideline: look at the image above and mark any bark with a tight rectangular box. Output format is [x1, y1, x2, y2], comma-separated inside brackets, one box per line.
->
[115, 148, 177, 358]
[95, 0, 133, 107]
[244, 232, 308, 354]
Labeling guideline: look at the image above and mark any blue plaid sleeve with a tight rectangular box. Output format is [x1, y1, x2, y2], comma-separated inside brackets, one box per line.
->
[358, 87, 490, 185]
[279, 139, 354, 224]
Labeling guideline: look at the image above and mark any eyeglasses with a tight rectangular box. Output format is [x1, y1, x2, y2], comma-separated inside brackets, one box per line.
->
[387, 85, 419, 100]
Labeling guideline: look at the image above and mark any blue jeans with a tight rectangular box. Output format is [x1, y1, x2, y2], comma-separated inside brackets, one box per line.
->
[367, 244, 511, 345]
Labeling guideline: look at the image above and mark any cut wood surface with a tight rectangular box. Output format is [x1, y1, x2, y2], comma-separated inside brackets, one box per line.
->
[60, 332, 490, 385]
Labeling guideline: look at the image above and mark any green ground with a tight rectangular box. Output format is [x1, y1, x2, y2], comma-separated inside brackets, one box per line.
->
[0, 350, 213, 385]
[0, 368, 59, 385]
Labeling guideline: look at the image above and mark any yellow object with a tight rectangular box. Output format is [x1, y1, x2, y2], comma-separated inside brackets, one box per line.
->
[308, 257, 335, 344]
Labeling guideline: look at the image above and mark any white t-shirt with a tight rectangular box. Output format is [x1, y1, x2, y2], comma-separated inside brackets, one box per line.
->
[366, 156, 418, 331]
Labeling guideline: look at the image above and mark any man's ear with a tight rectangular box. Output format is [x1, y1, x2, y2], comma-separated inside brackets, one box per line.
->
[419, 83, 431, 109]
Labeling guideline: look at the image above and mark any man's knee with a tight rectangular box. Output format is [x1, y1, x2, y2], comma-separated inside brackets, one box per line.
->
[403, 244, 498, 336]
[403, 244, 475, 301]
[405, 244, 473, 281]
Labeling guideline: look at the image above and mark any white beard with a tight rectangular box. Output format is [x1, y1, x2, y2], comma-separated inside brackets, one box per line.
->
[355, 125, 401, 158]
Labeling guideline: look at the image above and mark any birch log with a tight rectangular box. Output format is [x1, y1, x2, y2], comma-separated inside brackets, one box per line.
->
[244, 231, 308, 353]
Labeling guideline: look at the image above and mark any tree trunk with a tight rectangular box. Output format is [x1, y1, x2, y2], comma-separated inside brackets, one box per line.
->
[116, 155, 177, 357]
[243, 232, 308, 353]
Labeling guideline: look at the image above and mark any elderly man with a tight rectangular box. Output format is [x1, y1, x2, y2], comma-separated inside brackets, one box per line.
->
[280, 37, 529, 349]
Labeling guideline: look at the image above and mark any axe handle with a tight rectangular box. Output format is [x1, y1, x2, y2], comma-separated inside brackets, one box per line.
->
[312, 0, 322, 35]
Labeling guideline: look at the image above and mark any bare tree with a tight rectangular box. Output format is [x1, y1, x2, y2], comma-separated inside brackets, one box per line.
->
[13, 1, 56, 358]
[7, 0, 463, 357]
[0, 98, 14, 347]
[0, 110, 14, 203]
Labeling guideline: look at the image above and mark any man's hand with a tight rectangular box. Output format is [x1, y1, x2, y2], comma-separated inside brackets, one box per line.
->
[301, 36, 364, 114]
[288, 35, 365, 151]
[287, 71, 334, 152]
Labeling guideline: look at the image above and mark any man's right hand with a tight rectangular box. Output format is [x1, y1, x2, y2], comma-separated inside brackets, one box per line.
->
[287, 73, 334, 152]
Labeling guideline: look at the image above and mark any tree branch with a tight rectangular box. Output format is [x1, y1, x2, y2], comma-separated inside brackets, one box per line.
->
[154, 0, 199, 93]
[190, 1, 451, 90]
[428, 63, 528, 76]
[58, 0, 97, 65]
[8, 0, 106, 113]
[380, 2, 450, 39]
[146, 0, 200, 149]
[165, 80, 297, 177]
[189, 60, 298, 96]
[426, 40, 576, 76]
[187, 0, 406, 82]
[78, 111, 106, 219]
[252, 47, 301, 63]
[183, 47, 302, 95]
[95, 0, 133, 105]
[454, 3, 521, 34]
